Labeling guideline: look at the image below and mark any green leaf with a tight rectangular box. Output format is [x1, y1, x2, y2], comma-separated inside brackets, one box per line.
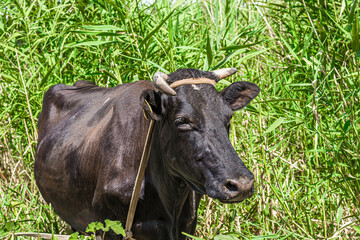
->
[145, 60, 170, 73]
[72, 41, 118, 46]
[343, 120, 351, 133]
[212, 48, 246, 70]
[351, 13, 359, 54]
[82, 25, 124, 31]
[264, 117, 285, 135]
[105, 220, 125, 237]
[206, 32, 213, 68]
[175, 46, 200, 51]
[214, 234, 239, 240]
[251, 235, 281, 239]
[349, 0, 359, 25]
[336, 206, 343, 225]
[69, 232, 79, 240]
[237, 47, 272, 64]
[86, 222, 96, 233]
[354, 225, 360, 234]
[4, 222, 15, 232]
[96, 222, 105, 231]
[218, 79, 232, 86]
[86, 222, 104, 233]
[71, 31, 124, 37]
[102, 70, 118, 82]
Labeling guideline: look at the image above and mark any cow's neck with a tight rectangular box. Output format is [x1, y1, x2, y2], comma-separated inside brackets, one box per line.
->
[148, 123, 196, 239]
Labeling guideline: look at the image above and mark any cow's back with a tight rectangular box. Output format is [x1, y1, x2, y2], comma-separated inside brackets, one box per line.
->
[35, 80, 153, 231]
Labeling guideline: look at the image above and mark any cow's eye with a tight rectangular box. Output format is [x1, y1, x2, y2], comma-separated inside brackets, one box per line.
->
[174, 117, 188, 126]
[174, 117, 192, 131]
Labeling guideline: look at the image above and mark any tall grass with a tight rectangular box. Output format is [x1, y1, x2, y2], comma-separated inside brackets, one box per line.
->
[1, 0, 359, 239]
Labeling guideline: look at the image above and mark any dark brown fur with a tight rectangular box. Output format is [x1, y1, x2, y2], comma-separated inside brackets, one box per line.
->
[35, 69, 260, 240]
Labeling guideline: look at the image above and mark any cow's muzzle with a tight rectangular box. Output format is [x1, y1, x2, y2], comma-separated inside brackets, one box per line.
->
[206, 171, 255, 203]
[221, 176, 254, 203]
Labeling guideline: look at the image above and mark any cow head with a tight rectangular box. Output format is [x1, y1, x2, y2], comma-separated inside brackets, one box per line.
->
[140, 68, 260, 203]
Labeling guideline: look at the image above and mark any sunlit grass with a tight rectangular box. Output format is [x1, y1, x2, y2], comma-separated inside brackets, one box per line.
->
[1, 0, 359, 239]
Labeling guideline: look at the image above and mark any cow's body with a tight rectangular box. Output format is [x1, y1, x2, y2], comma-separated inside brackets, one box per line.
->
[35, 68, 259, 240]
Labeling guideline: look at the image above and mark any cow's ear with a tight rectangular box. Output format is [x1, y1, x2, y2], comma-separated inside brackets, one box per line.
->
[221, 82, 260, 111]
[140, 89, 162, 121]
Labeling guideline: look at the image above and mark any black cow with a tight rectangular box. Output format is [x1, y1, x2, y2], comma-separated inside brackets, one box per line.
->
[35, 68, 260, 240]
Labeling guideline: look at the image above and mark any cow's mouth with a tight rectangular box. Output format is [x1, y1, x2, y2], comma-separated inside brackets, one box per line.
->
[181, 177, 207, 195]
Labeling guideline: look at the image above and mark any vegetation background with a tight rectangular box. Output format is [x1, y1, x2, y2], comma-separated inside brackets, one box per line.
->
[1, 0, 359, 239]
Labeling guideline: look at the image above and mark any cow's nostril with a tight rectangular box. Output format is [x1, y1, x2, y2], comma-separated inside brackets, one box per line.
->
[222, 177, 254, 202]
[225, 180, 238, 192]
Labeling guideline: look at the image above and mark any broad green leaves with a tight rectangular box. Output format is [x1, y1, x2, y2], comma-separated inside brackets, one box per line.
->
[86, 220, 125, 237]
[264, 117, 285, 135]
[69, 220, 125, 239]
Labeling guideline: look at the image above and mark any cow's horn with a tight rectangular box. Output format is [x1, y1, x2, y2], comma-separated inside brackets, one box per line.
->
[211, 68, 237, 80]
[153, 72, 177, 96]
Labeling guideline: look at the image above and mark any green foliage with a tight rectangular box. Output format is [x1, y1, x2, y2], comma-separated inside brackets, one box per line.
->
[0, 0, 359, 239]
[69, 232, 85, 240]
[354, 225, 360, 235]
[68, 220, 125, 239]
[87, 220, 125, 237]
